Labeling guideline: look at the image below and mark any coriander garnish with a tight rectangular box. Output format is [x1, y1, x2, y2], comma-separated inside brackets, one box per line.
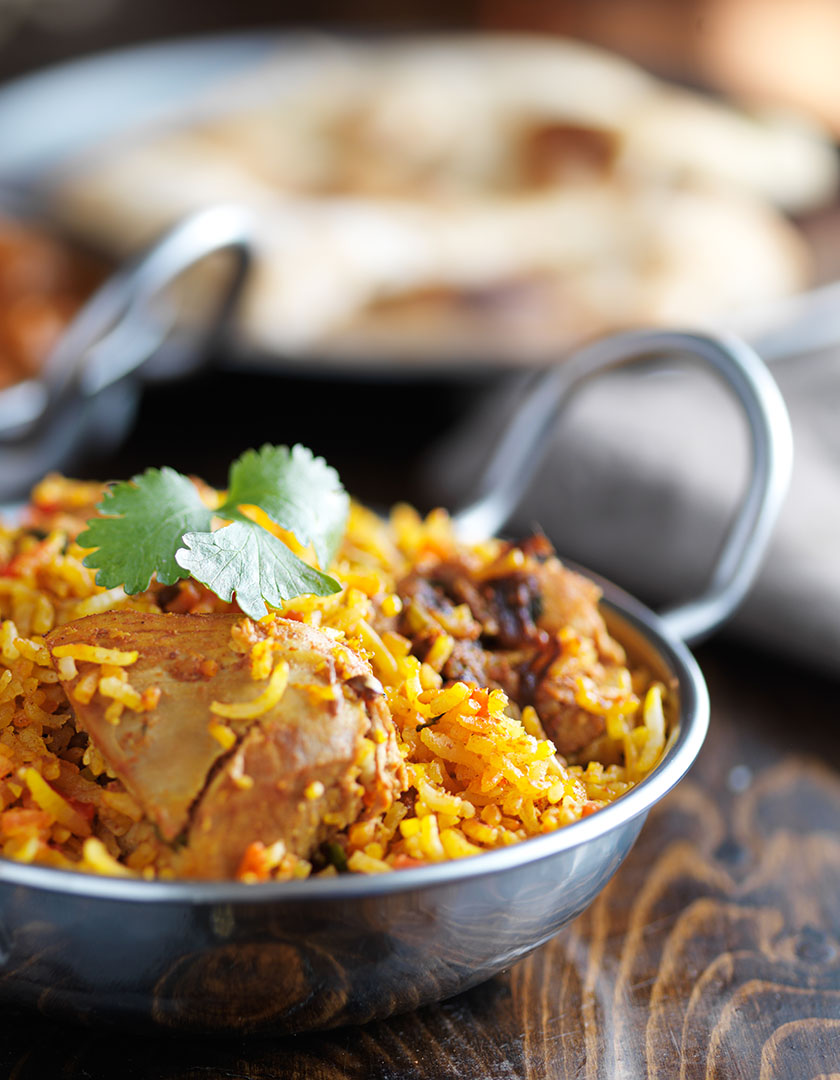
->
[78, 444, 349, 620]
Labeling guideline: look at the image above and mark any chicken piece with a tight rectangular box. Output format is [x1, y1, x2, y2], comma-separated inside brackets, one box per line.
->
[530, 550, 630, 756]
[535, 556, 625, 666]
[392, 536, 629, 756]
[46, 611, 405, 878]
[529, 650, 616, 757]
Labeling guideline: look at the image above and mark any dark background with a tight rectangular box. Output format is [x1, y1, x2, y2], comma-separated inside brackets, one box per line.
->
[2, 0, 481, 81]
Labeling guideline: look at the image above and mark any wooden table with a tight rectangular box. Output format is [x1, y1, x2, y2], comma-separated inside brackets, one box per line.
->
[0, 633, 837, 1078]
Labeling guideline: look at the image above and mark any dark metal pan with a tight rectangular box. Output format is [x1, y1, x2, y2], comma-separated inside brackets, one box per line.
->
[0, 327, 792, 1035]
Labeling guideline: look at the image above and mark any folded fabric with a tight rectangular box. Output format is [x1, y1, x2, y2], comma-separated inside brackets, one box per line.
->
[421, 345, 840, 675]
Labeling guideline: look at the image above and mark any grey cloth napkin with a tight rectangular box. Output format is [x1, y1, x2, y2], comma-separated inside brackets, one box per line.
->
[421, 347, 840, 675]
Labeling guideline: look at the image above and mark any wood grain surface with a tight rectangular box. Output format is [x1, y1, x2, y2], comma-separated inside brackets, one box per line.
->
[0, 637, 837, 1079]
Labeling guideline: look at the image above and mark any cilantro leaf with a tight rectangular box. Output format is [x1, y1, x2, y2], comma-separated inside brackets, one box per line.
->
[175, 521, 341, 619]
[77, 445, 350, 613]
[222, 444, 349, 568]
[79, 468, 214, 593]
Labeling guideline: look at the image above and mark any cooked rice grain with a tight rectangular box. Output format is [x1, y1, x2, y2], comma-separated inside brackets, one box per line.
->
[0, 476, 674, 880]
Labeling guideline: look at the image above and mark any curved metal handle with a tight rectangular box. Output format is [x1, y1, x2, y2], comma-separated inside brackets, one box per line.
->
[452, 328, 794, 645]
[0, 205, 253, 503]
[38, 203, 253, 424]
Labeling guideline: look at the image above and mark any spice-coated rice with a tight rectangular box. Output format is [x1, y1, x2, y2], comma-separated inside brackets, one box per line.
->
[0, 475, 674, 881]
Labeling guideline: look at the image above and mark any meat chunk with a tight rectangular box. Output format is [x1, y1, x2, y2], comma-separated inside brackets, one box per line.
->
[391, 537, 628, 757]
[535, 557, 625, 666]
[529, 649, 616, 757]
[47, 611, 405, 878]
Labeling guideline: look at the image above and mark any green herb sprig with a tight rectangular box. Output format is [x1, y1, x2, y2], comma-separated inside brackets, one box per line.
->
[78, 444, 349, 620]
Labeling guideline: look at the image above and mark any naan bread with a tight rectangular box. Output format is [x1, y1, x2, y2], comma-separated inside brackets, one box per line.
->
[48, 34, 836, 365]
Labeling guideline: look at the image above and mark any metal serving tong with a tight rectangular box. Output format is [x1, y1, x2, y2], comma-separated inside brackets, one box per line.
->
[453, 328, 794, 646]
[0, 204, 253, 499]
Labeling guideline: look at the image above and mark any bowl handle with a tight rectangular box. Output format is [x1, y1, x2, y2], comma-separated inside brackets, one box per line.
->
[0, 205, 254, 444]
[40, 204, 253, 409]
[0, 206, 254, 501]
[452, 329, 793, 646]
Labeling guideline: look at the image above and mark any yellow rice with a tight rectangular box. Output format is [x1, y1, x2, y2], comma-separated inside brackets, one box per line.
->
[0, 475, 674, 880]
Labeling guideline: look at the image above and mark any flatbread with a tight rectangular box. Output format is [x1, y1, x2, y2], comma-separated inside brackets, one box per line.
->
[48, 34, 836, 366]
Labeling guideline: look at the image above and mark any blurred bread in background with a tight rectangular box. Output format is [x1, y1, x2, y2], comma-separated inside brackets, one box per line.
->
[47, 34, 838, 366]
[483, 0, 840, 137]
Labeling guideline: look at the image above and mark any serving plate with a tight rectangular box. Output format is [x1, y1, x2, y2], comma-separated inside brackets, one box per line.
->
[0, 327, 792, 1034]
[0, 33, 278, 181]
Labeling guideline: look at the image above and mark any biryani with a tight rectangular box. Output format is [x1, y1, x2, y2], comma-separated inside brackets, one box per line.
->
[0, 449, 674, 882]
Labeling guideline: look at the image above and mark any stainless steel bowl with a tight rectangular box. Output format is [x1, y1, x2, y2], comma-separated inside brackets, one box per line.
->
[0, 329, 792, 1035]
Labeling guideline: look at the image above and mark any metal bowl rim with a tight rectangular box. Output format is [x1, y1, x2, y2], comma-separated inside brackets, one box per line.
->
[0, 566, 708, 904]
